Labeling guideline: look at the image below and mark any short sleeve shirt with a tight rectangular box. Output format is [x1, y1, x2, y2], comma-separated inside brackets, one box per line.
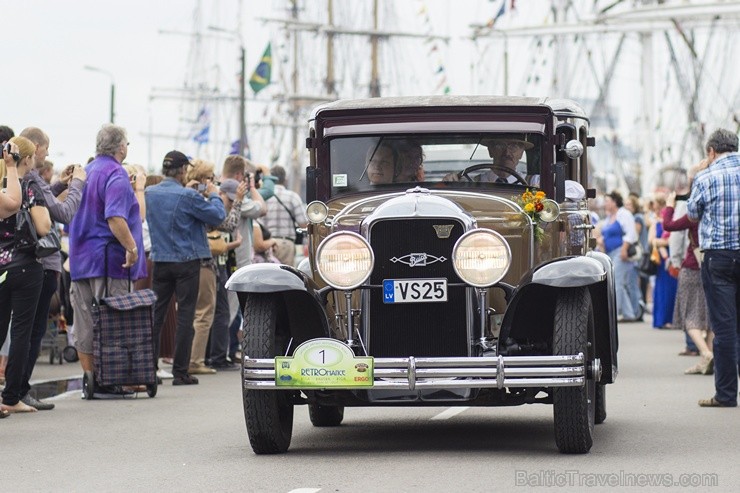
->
[0, 178, 47, 270]
[68, 155, 146, 281]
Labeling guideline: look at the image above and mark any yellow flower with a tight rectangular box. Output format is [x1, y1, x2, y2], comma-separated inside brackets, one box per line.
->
[524, 203, 535, 213]
[535, 191, 546, 200]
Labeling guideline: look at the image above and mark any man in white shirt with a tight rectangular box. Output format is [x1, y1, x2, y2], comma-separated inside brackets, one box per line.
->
[263, 166, 307, 266]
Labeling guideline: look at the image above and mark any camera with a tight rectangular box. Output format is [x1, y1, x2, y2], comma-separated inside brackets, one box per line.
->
[254, 169, 263, 188]
[3, 142, 21, 163]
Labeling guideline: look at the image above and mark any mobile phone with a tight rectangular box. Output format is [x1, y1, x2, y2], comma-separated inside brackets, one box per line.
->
[197, 183, 207, 192]
[675, 193, 690, 201]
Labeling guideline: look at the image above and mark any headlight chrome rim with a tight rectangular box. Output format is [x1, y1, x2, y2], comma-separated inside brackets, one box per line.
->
[306, 201, 329, 224]
[316, 231, 374, 290]
[452, 229, 511, 288]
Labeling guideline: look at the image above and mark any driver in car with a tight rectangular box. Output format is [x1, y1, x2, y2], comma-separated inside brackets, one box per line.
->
[444, 135, 534, 184]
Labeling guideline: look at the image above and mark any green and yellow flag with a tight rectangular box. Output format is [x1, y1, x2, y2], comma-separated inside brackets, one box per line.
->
[249, 43, 272, 94]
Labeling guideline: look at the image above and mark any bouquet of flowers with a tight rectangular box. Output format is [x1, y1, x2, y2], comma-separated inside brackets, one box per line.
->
[515, 189, 546, 243]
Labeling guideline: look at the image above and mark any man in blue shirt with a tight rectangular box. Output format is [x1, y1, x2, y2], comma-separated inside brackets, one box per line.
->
[145, 151, 226, 386]
[687, 128, 740, 408]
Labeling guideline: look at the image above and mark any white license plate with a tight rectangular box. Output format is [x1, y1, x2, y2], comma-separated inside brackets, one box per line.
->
[382, 278, 447, 304]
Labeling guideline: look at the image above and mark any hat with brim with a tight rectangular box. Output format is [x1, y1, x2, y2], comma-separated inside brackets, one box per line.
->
[481, 135, 534, 150]
[162, 150, 192, 169]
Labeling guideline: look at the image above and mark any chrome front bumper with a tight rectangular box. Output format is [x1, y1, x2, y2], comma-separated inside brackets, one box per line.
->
[242, 353, 587, 390]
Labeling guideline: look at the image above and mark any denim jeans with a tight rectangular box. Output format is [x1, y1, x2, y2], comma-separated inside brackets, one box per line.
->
[0, 262, 44, 406]
[701, 250, 740, 406]
[609, 248, 641, 320]
[152, 260, 201, 379]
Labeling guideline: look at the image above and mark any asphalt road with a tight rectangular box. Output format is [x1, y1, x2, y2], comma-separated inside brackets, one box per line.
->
[3, 317, 738, 492]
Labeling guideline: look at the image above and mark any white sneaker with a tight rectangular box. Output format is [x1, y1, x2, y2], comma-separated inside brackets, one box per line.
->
[156, 369, 174, 379]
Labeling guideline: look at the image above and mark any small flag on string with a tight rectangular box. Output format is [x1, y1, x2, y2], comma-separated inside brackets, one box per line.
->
[192, 107, 210, 144]
[249, 43, 272, 94]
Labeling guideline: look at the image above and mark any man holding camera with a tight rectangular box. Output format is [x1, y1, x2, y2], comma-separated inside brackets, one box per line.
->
[219, 155, 271, 269]
[145, 150, 225, 386]
[17, 127, 86, 411]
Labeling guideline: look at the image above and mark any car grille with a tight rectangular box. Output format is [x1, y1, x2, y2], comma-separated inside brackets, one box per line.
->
[367, 218, 469, 358]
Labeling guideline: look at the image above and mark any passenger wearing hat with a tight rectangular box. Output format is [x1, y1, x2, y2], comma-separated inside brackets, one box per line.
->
[444, 134, 535, 184]
[145, 150, 226, 386]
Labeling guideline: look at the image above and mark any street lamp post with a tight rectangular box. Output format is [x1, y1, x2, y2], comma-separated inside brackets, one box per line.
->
[84, 65, 116, 123]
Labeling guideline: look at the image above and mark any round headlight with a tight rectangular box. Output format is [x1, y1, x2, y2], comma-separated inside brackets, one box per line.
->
[306, 201, 329, 224]
[452, 229, 511, 287]
[317, 232, 374, 290]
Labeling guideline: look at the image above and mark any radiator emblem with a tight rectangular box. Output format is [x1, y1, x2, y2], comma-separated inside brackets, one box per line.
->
[390, 253, 447, 267]
[433, 224, 454, 239]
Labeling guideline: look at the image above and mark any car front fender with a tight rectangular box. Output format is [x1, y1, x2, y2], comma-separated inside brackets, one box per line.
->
[499, 254, 618, 384]
[226, 263, 308, 293]
[227, 263, 332, 343]
[530, 256, 606, 287]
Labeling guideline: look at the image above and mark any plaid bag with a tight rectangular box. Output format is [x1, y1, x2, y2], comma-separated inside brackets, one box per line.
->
[92, 289, 157, 386]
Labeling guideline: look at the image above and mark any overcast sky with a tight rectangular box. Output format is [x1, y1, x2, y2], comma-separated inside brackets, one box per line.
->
[2, 0, 276, 170]
[4, 0, 735, 186]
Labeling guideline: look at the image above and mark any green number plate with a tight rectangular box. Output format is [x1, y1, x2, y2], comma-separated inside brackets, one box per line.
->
[275, 338, 374, 388]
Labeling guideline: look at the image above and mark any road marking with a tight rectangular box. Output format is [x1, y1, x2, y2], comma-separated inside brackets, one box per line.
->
[430, 406, 470, 420]
[288, 489, 321, 493]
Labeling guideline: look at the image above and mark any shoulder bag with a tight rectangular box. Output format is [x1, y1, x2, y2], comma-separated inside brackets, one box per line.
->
[207, 232, 228, 256]
[689, 232, 703, 264]
[638, 245, 659, 276]
[15, 181, 61, 258]
[273, 194, 304, 245]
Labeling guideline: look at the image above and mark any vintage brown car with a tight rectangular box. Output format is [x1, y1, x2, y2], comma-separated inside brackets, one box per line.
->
[228, 95, 617, 455]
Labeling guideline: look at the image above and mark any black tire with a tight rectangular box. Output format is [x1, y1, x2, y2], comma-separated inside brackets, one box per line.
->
[146, 381, 158, 398]
[553, 287, 595, 454]
[82, 371, 95, 400]
[308, 404, 345, 427]
[242, 293, 294, 454]
[595, 384, 606, 424]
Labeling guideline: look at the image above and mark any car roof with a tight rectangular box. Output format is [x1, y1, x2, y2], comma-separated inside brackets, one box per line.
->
[311, 95, 587, 119]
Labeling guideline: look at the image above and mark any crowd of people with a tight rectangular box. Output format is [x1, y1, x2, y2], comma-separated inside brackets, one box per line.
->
[592, 128, 739, 407]
[0, 124, 737, 416]
[0, 123, 307, 416]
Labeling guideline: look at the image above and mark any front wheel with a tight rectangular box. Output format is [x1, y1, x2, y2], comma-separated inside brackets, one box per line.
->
[241, 293, 294, 454]
[552, 287, 595, 454]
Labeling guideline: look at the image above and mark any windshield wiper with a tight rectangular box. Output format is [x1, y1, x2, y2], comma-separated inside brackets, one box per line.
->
[359, 137, 385, 182]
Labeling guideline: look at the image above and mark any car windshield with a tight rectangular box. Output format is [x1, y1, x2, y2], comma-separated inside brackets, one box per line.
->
[328, 133, 543, 195]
